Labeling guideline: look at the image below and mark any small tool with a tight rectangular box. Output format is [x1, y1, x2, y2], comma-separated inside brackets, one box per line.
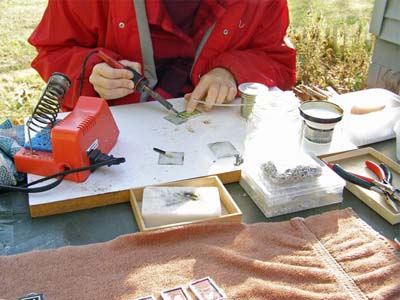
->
[329, 161, 400, 213]
[153, 147, 173, 158]
[98, 50, 180, 115]
[183, 192, 199, 200]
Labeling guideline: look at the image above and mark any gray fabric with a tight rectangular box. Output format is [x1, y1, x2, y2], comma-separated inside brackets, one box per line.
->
[191, 23, 215, 77]
[132, 0, 158, 102]
[132, 1, 215, 93]
[0, 119, 25, 185]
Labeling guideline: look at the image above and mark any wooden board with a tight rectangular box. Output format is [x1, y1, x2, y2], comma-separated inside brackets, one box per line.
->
[130, 175, 242, 232]
[28, 98, 246, 217]
[321, 147, 400, 224]
[30, 171, 241, 217]
[27, 95, 355, 218]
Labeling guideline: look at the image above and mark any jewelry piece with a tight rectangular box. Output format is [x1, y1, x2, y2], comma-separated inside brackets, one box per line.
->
[261, 161, 322, 185]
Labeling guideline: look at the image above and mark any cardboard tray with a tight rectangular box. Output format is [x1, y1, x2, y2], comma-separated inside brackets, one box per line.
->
[320, 147, 400, 224]
[130, 176, 242, 232]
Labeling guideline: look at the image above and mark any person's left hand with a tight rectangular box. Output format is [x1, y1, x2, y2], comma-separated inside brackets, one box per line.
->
[185, 67, 237, 113]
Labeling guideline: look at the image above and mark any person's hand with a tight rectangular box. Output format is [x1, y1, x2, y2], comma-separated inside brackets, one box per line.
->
[185, 67, 237, 113]
[89, 60, 141, 100]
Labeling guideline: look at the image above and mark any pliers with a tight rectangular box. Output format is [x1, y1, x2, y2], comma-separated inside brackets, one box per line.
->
[329, 160, 400, 213]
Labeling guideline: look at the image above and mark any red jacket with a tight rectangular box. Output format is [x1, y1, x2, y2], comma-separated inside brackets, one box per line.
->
[29, 0, 296, 111]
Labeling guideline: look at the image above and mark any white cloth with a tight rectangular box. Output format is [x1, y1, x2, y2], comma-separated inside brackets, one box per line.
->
[330, 88, 400, 146]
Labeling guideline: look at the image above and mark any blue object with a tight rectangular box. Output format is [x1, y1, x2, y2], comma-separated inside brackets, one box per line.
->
[0, 119, 25, 185]
[24, 128, 52, 152]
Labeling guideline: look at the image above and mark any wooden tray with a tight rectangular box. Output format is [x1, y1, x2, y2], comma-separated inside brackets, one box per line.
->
[130, 175, 242, 232]
[321, 147, 400, 224]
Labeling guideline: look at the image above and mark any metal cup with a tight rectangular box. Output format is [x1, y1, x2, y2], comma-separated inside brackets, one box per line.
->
[238, 83, 269, 119]
[299, 101, 344, 144]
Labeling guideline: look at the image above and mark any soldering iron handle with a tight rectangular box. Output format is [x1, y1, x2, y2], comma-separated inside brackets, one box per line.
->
[97, 49, 179, 115]
[98, 50, 147, 93]
[98, 50, 124, 69]
[331, 163, 374, 190]
[125, 66, 148, 94]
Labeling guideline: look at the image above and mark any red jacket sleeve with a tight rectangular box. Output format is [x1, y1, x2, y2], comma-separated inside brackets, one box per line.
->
[205, 0, 296, 91]
[28, 1, 120, 111]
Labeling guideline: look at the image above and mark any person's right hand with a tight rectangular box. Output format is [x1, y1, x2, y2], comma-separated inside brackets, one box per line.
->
[89, 60, 141, 100]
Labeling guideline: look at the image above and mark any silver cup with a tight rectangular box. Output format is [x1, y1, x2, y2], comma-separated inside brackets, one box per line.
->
[238, 83, 269, 119]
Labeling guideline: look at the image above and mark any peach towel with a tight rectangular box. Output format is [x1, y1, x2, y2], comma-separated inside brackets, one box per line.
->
[1, 208, 399, 300]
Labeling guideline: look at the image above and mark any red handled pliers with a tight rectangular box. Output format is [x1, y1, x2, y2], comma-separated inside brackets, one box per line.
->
[329, 160, 400, 213]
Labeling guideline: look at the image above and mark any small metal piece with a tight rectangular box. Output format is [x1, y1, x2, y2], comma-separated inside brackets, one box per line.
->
[384, 194, 400, 213]
[153, 147, 173, 158]
[234, 154, 244, 166]
[208, 141, 239, 159]
[164, 114, 188, 125]
[379, 163, 393, 184]
[183, 192, 199, 200]
[118, 22, 125, 29]
[165, 191, 200, 206]
[223, 29, 229, 35]
[373, 181, 400, 203]
[157, 151, 184, 165]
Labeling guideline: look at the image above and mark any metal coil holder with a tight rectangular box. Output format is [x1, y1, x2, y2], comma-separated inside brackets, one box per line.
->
[26, 72, 71, 152]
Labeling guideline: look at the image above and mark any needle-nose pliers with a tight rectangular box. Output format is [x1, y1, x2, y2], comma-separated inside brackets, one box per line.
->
[329, 160, 400, 213]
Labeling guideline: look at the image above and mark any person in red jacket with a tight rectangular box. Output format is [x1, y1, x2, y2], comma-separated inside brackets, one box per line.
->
[28, 0, 296, 112]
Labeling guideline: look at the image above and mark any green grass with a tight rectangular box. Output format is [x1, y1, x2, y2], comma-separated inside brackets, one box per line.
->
[0, 0, 47, 121]
[0, 0, 375, 122]
[288, 0, 373, 27]
[287, 0, 374, 93]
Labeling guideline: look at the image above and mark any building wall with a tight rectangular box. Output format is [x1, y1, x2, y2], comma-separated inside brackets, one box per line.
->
[368, 0, 400, 94]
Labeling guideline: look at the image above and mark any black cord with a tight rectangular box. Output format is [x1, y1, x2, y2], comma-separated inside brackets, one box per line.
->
[78, 50, 99, 97]
[1, 176, 65, 193]
[0, 156, 125, 193]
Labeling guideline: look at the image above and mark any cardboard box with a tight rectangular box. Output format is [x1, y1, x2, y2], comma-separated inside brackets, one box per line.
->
[130, 176, 242, 232]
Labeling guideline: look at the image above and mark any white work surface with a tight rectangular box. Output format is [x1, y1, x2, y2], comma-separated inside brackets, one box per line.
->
[27, 96, 356, 216]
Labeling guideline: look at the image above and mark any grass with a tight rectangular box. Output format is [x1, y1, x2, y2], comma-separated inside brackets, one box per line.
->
[0, 0, 375, 122]
[0, 0, 46, 121]
[287, 0, 375, 94]
[288, 0, 373, 27]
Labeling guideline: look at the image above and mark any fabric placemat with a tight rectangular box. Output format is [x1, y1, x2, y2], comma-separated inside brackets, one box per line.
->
[1, 208, 399, 300]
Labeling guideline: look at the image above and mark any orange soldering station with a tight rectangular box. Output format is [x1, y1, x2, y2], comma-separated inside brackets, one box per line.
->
[12, 73, 124, 191]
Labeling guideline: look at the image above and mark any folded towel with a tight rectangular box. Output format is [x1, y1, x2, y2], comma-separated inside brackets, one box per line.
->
[0, 208, 398, 300]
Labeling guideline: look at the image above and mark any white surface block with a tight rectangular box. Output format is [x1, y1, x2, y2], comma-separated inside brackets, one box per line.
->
[330, 88, 400, 146]
[28, 98, 246, 206]
[27, 96, 357, 209]
[141, 186, 221, 227]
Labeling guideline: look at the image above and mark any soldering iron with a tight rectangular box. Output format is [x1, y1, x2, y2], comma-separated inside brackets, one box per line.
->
[97, 50, 180, 115]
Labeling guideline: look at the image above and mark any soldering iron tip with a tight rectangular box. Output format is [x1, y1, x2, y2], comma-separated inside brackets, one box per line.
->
[172, 108, 180, 115]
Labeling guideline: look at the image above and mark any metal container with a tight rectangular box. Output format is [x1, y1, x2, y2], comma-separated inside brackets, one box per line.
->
[238, 82, 269, 119]
[299, 101, 344, 144]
